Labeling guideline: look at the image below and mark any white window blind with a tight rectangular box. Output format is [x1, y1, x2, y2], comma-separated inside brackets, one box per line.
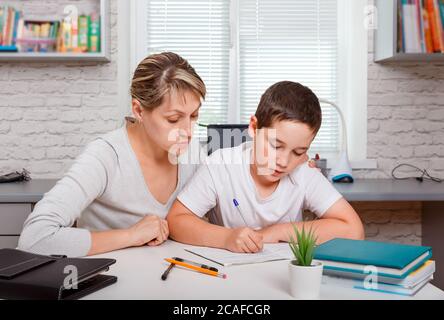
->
[145, 0, 231, 137]
[239, 0, 339, 153]
[143, 0, 340, 152]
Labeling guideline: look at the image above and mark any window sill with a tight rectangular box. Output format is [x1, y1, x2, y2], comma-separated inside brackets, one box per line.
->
[323, 156, 378, 170]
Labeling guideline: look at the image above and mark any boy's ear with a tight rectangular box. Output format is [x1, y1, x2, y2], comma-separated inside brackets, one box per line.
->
[248, 115, 258, 138]
[132, 99, 144, 122]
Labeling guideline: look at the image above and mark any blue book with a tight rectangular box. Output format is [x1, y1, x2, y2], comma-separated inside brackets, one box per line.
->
[314, 238, 432, 279]
[439, 0, 444, 30]
[0, 45, 17, 51]
[12, 10, 19, 46]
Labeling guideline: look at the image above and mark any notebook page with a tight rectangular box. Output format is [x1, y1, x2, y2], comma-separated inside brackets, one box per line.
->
[185, 243, 294, 266]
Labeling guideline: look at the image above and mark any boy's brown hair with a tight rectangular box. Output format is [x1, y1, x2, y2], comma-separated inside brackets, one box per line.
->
[255, 81, 322, 133]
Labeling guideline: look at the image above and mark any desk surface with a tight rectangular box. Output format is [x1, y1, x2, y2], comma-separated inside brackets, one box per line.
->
[2, 179, 444, 203]
[334, 179, 444, 201]
[84, 240, 444, 300]
[0, 180, 57, 203]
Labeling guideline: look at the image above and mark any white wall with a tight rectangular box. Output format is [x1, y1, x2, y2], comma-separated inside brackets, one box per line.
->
[0, 0, 122, 178]
[1, 0, 442, 245]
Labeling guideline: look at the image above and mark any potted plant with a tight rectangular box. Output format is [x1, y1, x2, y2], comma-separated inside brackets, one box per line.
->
[288, 224, 323, 299]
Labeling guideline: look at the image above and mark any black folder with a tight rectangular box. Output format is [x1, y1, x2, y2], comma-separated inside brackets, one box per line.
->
[0, 248, 117, 300]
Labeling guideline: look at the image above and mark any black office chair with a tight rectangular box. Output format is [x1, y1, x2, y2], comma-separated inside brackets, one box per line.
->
[204, 124, 251, 155]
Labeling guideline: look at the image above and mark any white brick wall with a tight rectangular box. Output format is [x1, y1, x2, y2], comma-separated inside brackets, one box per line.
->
[352, 0, 444, 245]
[1, 0, 440, 245]
[354, 1, 444, 181]
[0, 0, 121, 178]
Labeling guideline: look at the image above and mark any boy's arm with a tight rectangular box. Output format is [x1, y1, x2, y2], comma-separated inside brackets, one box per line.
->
[167, 200, 264, 253]
[258, 197, 365, 244]
[167, 199, 230, 248]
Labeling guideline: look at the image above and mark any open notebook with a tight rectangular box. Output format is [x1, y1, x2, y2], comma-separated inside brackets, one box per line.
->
[185, 243, 294, 266]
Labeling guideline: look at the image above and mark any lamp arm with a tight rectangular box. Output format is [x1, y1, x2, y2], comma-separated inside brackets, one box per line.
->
[318, 98, 348, 153]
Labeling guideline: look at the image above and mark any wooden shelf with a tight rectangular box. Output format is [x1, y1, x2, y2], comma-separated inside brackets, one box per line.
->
[374, 0, 444, 63]
[376, 53, 444, 63]
[0, 52, 109, 62]
[0, 0, 110, 63]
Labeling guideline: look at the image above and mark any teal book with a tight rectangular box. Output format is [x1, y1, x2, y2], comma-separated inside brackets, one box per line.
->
[314, 238, 432, 279]
[439, 0, 444, 30]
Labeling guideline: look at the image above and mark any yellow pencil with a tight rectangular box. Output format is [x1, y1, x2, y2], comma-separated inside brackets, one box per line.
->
[165, 258, 227, 279]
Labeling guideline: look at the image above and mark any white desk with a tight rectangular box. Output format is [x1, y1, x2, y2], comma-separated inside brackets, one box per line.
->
[84, 240, 444, 300]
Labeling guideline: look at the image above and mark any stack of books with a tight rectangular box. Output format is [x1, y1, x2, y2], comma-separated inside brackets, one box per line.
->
[398, 0, 444, 53]
[0, 5, 21, 51]
[0, 4, 101, 53]
[314, 238, 435, 296]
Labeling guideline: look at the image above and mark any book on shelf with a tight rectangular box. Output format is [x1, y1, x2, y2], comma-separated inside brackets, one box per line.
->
[0, 4, 101, 54]
[398, 0, 444, 53]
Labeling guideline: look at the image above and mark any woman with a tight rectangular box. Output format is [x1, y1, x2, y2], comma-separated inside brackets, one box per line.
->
[18, 52, 206, 257]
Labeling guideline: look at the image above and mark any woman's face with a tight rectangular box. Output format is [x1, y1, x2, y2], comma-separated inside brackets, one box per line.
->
[136, 89, 201, 158]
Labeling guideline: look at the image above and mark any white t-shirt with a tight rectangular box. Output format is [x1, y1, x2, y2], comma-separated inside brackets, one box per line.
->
[177, 142, 343, 229]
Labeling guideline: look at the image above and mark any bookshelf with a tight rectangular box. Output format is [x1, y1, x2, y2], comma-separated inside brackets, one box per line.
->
[0, 0, 110, 62]
[375, 0, 444, 62]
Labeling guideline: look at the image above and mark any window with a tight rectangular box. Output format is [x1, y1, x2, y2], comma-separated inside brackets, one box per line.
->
[238, 0, 339, 154]
[131, 0, 371, 164]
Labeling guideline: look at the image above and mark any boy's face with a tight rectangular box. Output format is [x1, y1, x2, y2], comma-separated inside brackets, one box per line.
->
[250, 117, 315, 183]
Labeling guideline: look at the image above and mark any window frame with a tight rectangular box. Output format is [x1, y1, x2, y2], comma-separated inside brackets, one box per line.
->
[128, 0, 376, 169]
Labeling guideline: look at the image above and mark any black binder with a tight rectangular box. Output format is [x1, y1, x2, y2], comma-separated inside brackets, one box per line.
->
[0, 248, 117, 300]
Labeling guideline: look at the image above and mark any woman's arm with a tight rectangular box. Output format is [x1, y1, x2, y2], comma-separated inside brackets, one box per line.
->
[18, 140, 167, 257]
[258, 197, 365, 244]
[18, 141, 111, 257]
[88, 215, 169, 256]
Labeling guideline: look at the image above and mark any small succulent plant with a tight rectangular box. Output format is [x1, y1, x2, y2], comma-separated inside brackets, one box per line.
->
[289, 224, 318, 267]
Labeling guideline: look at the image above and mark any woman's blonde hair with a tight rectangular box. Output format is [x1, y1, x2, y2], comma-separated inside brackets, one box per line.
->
[130, 52, 206, 110]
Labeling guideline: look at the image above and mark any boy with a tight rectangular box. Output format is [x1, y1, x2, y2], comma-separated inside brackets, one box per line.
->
[167, 81, 364, 253]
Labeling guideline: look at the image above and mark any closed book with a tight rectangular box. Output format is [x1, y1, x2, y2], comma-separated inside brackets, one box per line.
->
[323, 260, 435, 288]
[322, 274, 432, 296]
[78, 15, 89, 52]
[440, 0, 444, 30]
[426, 0, 442, 51]
[71, 14, 78, 51]
[4, 7, 12, 45]
[434, 0, 444, 51]
[423, 6, 435, 52]
[0, 7, 4, 45]
[314, 238, 432, 279]
[417, 0, 426, 52]
[403, 0, 422, 52]
[11, 10, 19, 46]
[89, 13, 100, 52]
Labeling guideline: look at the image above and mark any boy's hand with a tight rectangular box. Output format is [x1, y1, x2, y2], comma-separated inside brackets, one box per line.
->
[224, 227, 263, 253]
[127, 215, 169, 247]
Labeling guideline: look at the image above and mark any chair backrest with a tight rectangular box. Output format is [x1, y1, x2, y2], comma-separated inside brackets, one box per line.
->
[206, 124, 251, 155]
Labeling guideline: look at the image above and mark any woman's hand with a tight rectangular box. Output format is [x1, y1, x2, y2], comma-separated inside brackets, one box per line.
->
[127, 215, 169, 247]
[223, 227, 263, 253]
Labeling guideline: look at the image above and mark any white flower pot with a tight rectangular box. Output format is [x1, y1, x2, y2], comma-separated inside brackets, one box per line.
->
[288, 260, 323, 299]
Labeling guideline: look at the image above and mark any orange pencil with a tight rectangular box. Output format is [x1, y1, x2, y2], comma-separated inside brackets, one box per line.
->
[165, 258, 227, 279]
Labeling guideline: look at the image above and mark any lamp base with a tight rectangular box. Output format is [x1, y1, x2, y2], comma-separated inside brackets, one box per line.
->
[328, 151, 354, 183]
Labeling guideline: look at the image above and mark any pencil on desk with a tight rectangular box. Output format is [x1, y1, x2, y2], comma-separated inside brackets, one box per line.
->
[161, 262, 175, 281]
[165, 258, 227, 279]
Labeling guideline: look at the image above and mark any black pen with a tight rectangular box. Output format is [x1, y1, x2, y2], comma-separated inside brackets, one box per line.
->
[161, 263, 175, 280]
